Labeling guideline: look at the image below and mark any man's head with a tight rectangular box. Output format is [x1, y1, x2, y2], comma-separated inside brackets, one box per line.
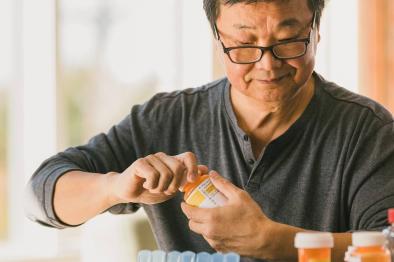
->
[203, 0, 326, 34]
[203, 0, 324, 107]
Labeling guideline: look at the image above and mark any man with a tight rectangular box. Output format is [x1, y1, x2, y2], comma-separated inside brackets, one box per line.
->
[26, 0, 394, 261]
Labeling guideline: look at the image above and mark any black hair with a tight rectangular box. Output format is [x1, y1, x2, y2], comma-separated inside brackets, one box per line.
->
[203, 0, 326, 33]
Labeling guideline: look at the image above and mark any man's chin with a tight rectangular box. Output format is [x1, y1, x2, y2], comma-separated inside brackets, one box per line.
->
[252, 95, 284, 111]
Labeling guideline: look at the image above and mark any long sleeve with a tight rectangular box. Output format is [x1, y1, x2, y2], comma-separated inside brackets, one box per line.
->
[25, 104, 154, 228]
[346, 120, 394, 230]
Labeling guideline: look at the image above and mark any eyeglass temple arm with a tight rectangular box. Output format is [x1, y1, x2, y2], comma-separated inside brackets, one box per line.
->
[213, 23, 220, 40]
[311, 11, 317, 29]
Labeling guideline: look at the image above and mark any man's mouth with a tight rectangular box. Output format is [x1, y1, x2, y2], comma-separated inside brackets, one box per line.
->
[256, 74, 289, 84]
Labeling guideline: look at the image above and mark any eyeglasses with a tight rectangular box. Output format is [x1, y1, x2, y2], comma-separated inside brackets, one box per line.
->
[214, 13, 316, 64]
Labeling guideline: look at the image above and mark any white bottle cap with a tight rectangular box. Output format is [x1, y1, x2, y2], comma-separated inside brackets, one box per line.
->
[352, 231, 386, 247]
[294, 232, 334, 248]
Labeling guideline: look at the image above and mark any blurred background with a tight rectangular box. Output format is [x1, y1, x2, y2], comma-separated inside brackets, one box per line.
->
[0, 0, 392, 261]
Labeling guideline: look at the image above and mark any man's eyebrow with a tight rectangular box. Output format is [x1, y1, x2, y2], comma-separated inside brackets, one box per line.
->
[232, 18, 303, 30]
[232, 23, 256, 30]
[277, 18, 302, 28]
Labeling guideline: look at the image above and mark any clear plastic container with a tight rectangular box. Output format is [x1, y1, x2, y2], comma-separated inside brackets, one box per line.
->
[224, 252, 241, 262]
[167, 251, 181, 262]
[294, 232, 333, 262]
[181, 174, 227, 208]
[179, 251, 196, 262]
[196, 252, 211, 262]
[350, 231, 391, 262]
[151, 250, 166, 262]
[138, 250, 240, 261]
[211, 252, 225, 262]
[383, 209, 394, 261]
[137, 250, 152, 262]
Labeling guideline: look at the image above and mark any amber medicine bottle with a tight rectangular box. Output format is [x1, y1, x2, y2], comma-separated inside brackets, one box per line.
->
[181, 174, 227, 208]
[294, 232, 334, 262]
[349, 232, 391, 262]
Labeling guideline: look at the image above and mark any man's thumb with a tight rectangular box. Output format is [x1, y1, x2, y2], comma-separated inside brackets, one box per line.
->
[209, 170, 239, 198]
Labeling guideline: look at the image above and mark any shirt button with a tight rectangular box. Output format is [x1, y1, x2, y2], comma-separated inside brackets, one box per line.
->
[243, 135, 249, 141]
[248, 159, 255, 165]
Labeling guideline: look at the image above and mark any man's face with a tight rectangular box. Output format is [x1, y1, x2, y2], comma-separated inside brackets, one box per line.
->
[216, 0, 319, 105]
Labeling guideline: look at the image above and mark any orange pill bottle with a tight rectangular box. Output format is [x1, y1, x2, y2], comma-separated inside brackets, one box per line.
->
[349, 232, 391, 262]
[294, 232, 334, 262]
[180, 174, 227, 208]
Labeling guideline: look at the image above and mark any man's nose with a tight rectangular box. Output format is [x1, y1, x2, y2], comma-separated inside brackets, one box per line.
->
[254, 50, 282, 70]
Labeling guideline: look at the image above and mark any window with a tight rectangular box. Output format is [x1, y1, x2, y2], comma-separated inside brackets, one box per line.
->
[0, 0, 62, 260]
[0, 1, 209, 261]
[57, 1, 212, 261]
[0, 0, 13, 242]
[359, 0, 394, 114]
[0, 84, 8, 242]
[314, 0, 359, 93]
[58, 0, 211, 145]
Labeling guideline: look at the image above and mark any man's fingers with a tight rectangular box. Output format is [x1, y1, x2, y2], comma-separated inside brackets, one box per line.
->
[181, 202, 206, 222]
[132, 152, 203, 195]
[181, 202, 220, 223]
[154, 152, 186, 194]
[197, 165, 209, 175]
[204, 237, 229, 253]
[133, 158, 160, 189]
[188, 219, 205, 235]
[189, 221, 222, 241]
[175, 152, 198, 182]
[209, 170, 240, 199]
[145, 154, 174, 193]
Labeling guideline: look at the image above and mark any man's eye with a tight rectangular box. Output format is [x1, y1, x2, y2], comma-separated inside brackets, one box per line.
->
[279, 36, 298, 42]
[280, 38, 293, 41]
[237, 41, 252, 45]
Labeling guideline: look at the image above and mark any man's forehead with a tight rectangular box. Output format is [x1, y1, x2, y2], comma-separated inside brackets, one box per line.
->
[232, 18, 302, 30]
[219, 0, 310, 30]
[219, 0, 290, 5]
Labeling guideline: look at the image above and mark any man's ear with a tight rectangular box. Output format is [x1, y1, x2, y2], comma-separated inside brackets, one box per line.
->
[316, 24, 321, 43]
[213, 39, 226, 76]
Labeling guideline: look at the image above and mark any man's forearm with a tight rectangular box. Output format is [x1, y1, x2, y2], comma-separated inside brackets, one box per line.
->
[332, 232, 352, 262]
[53, 171, 120, 226]
[266, 222, 351, 261]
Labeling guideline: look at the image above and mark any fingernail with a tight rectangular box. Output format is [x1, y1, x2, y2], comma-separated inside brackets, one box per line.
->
[209, 170, 219, 179]
[189, 171, 197, 182]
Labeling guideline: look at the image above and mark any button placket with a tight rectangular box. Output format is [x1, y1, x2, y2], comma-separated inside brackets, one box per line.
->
[245, 164, 265, 191]
[241, 134, 255, 166]
[245, 147, 267, 191]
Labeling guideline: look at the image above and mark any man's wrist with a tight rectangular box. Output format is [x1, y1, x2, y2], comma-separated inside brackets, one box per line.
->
[259, 221, 303, 260]
[103, 172, 124, 207]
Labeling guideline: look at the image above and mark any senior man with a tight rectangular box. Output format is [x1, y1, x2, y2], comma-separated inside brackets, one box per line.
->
[27, 0, 394, 261]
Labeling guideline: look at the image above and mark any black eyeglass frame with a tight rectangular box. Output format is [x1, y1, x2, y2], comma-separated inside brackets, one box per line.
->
[214, 12, 316, 64]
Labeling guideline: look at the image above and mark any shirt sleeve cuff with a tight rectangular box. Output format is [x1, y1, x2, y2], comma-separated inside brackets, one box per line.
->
[43, 166, 84, 229]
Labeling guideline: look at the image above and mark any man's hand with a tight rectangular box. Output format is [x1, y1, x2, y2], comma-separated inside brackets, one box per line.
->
[180, 171, 277, 259]
[108, 152, 206, 205]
